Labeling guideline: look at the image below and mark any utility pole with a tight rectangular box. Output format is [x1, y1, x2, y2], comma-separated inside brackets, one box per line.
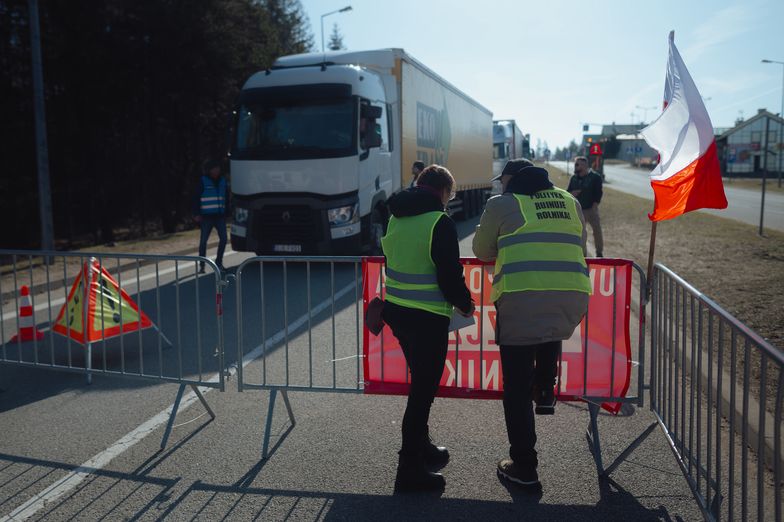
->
[29, 0, 54, 252]
[759, 115, 770, 236]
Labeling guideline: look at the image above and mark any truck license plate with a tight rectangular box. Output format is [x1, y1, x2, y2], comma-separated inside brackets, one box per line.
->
[273, 244, 302, 253]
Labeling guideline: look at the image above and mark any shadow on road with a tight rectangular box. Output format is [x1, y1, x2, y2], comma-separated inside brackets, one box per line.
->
[148, 473, 675, 521]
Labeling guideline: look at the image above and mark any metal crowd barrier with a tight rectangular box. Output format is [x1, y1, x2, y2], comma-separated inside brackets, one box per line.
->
[651, 263, 783, 521]
[233, 256, 364, 458]
[0, 249, 227, 448]
[233, 255, 649, 470]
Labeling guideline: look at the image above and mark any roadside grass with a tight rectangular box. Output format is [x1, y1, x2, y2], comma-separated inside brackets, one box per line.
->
[546, 162, 784, 411]
[723, 177, 784, 194]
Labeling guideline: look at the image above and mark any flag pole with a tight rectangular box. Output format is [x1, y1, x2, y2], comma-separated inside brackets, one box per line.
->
[645, 221, 657, 300]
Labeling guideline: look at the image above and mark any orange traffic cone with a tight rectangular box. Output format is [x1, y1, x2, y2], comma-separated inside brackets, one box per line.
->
[10, 285, 45, 342]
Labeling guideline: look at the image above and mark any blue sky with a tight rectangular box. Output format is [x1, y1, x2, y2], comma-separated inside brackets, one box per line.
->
[299, 0, 784, 149]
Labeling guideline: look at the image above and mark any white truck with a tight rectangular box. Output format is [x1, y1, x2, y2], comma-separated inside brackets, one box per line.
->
[491, 119, 530, 195]
[229, 48, 493, 255]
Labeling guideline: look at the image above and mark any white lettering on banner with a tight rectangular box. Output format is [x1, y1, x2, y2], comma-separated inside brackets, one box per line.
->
[443, 359, 499, 390]
[562, 327, 582, 353]
[445, 359, 455, 386]
[483, 360, 499, 390]
[449, 308, 498, 349]
[589, 267, 615, 297]
[468, 266, 483, 294]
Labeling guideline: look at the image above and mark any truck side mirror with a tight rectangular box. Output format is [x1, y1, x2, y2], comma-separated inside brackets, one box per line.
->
[366, 128, 382, 148]
[361, 105, 382, 119]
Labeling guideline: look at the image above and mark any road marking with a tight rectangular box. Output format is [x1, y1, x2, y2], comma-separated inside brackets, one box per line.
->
[0, 279, 358, 521]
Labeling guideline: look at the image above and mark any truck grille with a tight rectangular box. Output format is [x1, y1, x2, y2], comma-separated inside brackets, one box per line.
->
[254, 205, 323, 243]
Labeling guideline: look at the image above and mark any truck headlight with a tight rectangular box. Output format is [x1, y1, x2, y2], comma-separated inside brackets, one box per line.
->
[328, 203, 359, 227]
[234, 207, 249, 224]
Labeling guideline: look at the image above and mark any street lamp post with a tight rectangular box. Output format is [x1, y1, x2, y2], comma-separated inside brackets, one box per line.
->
[761, 59, 784, 187]
[321, 6, 352, 53]
[636, 105, 657, 125]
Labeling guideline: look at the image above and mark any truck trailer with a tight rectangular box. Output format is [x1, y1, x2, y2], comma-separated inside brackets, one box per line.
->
[229, 48, 493, 255]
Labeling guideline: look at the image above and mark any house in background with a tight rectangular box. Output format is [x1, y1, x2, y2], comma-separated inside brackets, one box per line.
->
[716, 109, 784, 178]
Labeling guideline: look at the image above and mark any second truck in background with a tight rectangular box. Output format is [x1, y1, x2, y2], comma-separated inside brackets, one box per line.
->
[229, 48, 493, 255]
[492, 119, 531, 195]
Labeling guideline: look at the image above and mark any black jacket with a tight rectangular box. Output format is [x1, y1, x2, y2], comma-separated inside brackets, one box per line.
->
[385, 188, 472, 314]
[567, 170, 603, 209]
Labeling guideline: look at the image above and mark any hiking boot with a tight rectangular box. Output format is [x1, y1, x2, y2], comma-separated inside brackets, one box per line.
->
[394, 455, 446, 493]
[534, 386, 556, 415]
[423, 436, 450, 469]
[497, 458, 540, 488]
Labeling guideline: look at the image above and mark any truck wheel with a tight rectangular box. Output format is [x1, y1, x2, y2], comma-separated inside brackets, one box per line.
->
[368, 207, 386, 255]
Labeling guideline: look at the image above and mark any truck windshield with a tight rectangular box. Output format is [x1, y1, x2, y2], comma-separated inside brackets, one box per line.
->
[234, 95, 357, 160]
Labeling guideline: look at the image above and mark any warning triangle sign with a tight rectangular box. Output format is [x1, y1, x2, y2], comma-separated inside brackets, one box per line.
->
[53, 258, 153, 344]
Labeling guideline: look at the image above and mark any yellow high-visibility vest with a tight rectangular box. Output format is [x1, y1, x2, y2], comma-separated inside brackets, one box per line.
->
[381, 211, 452, 317]
[492, 187, 591, 302]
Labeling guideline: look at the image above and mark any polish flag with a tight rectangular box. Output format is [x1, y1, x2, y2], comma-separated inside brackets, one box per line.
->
[640, 31, 728, 222]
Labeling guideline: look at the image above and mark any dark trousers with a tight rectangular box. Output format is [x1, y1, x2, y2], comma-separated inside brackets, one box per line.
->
[382, 301, 449, 457]
[198, 215, 227, 266]
[499, 341, 562, 468]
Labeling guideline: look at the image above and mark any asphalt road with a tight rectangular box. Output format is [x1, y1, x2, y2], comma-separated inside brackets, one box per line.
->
[0, 233, 717, 521]
[551, 160, 784, 232]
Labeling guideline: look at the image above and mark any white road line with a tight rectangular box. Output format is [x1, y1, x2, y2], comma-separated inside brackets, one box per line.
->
[1, 279, 358, 522]
[1, 250, 240, 321]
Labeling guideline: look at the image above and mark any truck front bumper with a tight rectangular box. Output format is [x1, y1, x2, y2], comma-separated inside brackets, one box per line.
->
[230, 193, 362, 255]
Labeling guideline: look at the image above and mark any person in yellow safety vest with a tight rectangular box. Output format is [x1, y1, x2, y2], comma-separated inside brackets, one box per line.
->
[381, 164, 475, 493]
[192, 159, 229, 273]
[472, 158, 591, 490]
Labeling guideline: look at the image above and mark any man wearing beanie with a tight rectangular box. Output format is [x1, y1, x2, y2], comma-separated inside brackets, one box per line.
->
[472, 159, 591, 490]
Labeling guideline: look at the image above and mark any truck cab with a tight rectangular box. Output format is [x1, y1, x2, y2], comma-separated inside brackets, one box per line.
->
[230, 59, 394, 255]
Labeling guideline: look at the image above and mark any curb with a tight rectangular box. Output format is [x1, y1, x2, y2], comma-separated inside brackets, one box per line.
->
[1, 239, 223, 302]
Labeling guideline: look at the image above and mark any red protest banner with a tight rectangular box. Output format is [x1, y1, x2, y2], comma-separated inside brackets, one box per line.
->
[362, 258, 633, 414]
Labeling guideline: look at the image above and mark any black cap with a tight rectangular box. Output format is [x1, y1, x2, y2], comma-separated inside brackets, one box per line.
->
[492, 158, 540, 181]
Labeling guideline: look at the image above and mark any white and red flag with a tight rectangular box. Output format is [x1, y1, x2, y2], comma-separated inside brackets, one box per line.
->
[640, 31, 728, 221]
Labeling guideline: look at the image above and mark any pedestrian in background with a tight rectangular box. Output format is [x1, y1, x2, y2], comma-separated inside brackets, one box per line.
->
[472, 159, 590, 489]
[567, 156, 604, 257]
[193, 159, 228, 273]
[382, 164, 474, 493]
[409, 160, 426, 188]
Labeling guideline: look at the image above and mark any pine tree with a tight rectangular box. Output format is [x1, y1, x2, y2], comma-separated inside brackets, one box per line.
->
[328, 23, 344, 51]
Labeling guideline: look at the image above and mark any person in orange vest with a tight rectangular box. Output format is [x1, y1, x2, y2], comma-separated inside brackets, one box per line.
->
[193, 159, 229, 273]
[382, 164, 474, 493]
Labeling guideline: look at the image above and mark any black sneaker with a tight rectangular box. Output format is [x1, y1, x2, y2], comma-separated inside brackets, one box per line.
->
[198, 263, 206, 274]
[534, 387, 556, 415]
[394, 455, 446, 493]
[497, 459, 540, 488]
[596, 251, 604, 257]
[423, 437, 450, 469]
